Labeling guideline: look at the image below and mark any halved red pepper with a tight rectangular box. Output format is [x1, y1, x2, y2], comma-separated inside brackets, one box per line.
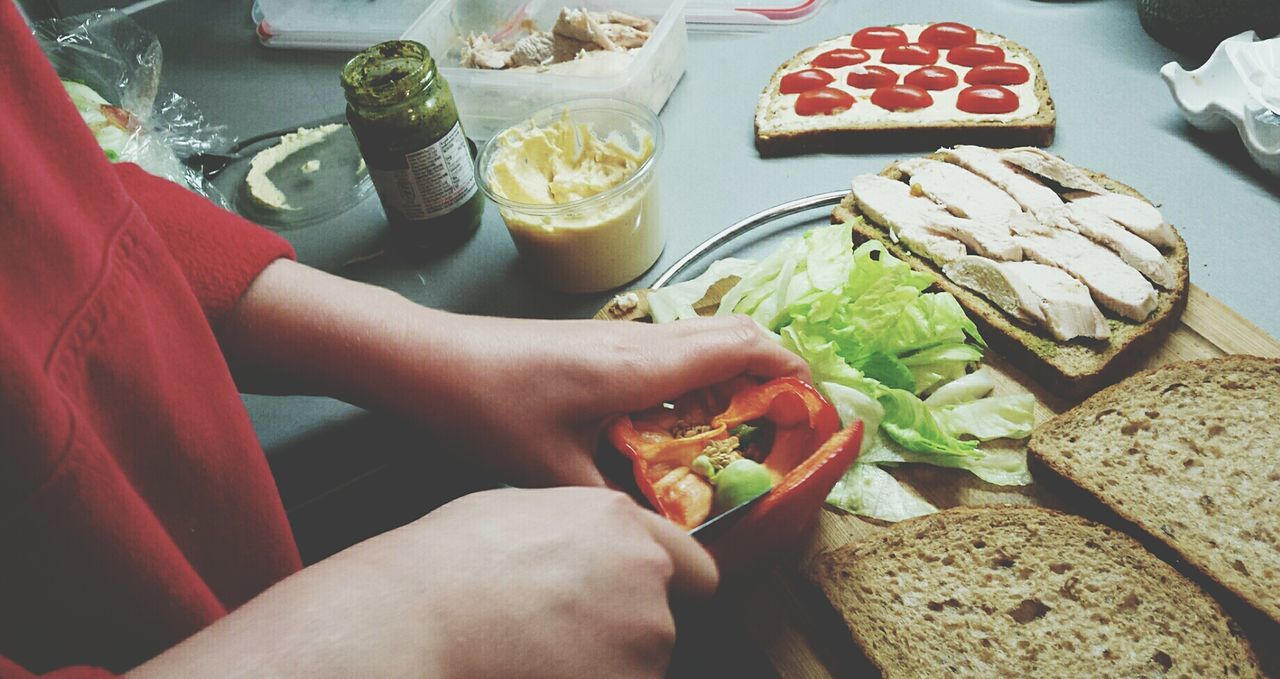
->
[607, 376, 863, 571]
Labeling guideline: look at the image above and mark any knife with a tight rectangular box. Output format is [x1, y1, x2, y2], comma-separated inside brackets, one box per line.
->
[688, 488, 770, 545]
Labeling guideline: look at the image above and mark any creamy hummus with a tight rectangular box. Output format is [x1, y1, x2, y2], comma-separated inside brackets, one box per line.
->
[485, 112, 662, 292]
[245, 123, 345, 210]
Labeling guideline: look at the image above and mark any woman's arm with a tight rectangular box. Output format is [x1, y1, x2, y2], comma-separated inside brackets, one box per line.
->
[218, 259, 809, 486]
[129, 487, 717, 679]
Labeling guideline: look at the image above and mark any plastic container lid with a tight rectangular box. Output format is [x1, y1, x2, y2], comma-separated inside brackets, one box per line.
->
[253, 0, 824, 50]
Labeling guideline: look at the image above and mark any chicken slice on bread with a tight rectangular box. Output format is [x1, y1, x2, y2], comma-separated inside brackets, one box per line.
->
[834, 148, 1189, 399]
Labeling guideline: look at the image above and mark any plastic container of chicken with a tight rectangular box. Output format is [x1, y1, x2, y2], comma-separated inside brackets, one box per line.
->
[400, 0, 688, 140]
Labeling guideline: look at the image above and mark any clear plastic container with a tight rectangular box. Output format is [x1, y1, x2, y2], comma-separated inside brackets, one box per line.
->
[400, 0, 687, 140]
[252, 0, 822, 51]
[252, 0, 430, 50]
[475, 98, 665, 293]
[685, 0, 827, 27]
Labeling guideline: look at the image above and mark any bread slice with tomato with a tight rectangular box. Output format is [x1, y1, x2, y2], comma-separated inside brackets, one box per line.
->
[755, 22, 1055, 156]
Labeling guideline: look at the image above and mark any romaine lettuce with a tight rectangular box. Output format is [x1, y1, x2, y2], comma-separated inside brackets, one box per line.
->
[642, 219, 1038, 520]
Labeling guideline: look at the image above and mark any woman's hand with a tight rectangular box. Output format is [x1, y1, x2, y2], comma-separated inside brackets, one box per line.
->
[220, 260, 808, 487]
[413, 313, 810, 486]
[131, 487, 717, 679]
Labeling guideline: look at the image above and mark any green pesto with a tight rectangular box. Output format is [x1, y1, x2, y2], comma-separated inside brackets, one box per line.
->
[341, 40, 483, 252]
[1028, 335, 1059, 358]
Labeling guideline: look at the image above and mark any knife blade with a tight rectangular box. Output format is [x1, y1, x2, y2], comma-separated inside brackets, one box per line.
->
[688, 488, 770, 544]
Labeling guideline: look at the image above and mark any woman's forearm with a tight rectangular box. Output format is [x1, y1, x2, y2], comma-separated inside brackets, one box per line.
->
[217, 259, 473, 421]
[218, 258, 808, 487]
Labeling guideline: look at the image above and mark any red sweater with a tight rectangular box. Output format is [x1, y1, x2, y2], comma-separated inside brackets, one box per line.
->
[1, 2, 303, 675]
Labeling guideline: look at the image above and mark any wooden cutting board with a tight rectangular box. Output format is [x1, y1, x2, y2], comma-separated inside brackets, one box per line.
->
[596, 283, 1280, 677]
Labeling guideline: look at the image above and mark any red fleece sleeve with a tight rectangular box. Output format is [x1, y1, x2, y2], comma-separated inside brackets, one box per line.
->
[0, 658, 115, 679]
[114, 163, 296, 327]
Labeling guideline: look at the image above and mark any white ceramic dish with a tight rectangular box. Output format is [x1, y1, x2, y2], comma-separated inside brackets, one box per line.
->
[1160, 31, 1280, 176]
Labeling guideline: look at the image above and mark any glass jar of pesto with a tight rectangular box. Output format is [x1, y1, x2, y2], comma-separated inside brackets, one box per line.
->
[341, 40, 483, 253]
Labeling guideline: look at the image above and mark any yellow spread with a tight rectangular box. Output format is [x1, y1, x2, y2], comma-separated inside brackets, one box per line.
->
[485, 112, 663, 293]
[487, 113, 653, 205]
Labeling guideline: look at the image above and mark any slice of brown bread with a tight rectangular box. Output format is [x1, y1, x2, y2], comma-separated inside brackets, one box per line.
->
[755, 27, 1055, 156]
[832, 155, 1189, 400]
[1028, 355, 1280, 626]
[808, 505, 1262, 678]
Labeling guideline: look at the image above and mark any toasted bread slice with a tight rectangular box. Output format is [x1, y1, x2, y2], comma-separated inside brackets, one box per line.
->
[756, 26, 1055, 156]
[1028, 355, 1280, 626]
[807, 505, 1262, 679]
[833, 155, 1189, 400]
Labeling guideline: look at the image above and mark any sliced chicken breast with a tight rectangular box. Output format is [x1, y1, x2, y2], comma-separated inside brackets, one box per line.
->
[897, 158, 1023, 224]
[1066, 203, 1176, 289]
[999, 147, 1108, 194]
[851, 175, 1020, 262]
[1018, 230, 1158, 322]
[1064, 192, 1177, 249]
[1005, 261, 1111, 341]
[851, 175, 966, 265]
[943, 255, 1042, 325]
[935, 145, 1069, 233]
[944, 256, 1110, 341]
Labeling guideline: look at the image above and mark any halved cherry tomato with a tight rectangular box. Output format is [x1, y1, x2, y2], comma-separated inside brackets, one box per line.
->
[918, 22, 977, 49]
[882, 43, 939, 65]
[871, 84, 934, 111]
[964, 62, 1031, 86]
[846, 65, 898, 89]
[795, 87, 855, 116]
[780, 68, 834, 94]
[850, 26, 907, 49]
[903, 65, 959, 91]
[956, 85, 1020, 113]
[812, 47, 870, 68]
[947, 43, 1005, 67]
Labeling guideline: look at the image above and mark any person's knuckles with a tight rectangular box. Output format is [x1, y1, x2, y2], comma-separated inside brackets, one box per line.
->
[614, 608, 678, 676]
[620, 537, 677, 582]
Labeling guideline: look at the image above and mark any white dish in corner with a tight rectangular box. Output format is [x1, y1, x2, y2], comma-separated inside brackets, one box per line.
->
[1160, 31, 1280, 176]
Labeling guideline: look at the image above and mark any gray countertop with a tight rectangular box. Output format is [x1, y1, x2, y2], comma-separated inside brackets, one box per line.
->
[102, 0, 1279, 465]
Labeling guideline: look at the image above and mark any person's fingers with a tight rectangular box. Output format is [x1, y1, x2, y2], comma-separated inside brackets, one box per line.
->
[633, 508, 719, 600]
[558, 456, 607, 487]
[639, 315, 811, 401]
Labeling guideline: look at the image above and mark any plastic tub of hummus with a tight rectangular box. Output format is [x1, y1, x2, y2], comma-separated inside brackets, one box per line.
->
[476, 98, 664, 293]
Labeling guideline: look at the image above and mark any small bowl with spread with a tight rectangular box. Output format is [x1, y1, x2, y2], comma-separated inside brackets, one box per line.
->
[475, 98, 665, 293]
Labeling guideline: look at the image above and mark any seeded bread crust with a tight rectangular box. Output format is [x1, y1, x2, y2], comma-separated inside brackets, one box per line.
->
[755, 28, 1056, 157]
[832, 154, 1190, 401]
[1027, 356, 1280, 627]
[807, 505, 1262, 679]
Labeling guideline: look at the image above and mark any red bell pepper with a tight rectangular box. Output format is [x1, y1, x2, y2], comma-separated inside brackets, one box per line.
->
[607, 376, 863, 571]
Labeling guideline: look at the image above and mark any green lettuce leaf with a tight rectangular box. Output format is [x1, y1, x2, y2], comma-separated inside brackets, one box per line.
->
[826, 461, 937, 522]
[923, 365, 996, 406]
[648, 219, 1036, 511]
[934, 394, 1037, 441]
[861, 433, 1032, 486]
[645, 257, 757, 323]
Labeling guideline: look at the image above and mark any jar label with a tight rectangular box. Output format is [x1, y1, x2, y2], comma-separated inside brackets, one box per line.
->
[368, 122, 478, 221]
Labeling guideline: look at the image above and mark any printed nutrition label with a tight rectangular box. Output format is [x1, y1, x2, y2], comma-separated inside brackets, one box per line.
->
[369, 122, 478, 221]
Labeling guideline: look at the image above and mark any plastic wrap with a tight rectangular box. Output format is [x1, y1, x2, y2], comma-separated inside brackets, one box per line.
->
[32, 10, 228, 203]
